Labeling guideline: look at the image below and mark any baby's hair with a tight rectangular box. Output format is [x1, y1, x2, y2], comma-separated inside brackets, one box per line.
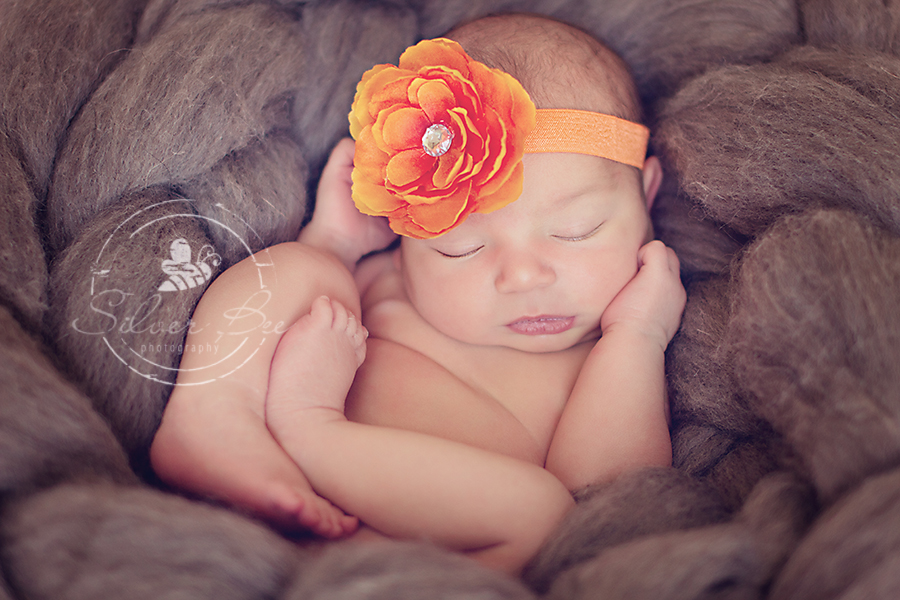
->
[447, 14, 642, 123]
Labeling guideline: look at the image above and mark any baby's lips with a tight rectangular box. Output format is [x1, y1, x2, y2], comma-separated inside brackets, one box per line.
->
[507, 315, 575, 336]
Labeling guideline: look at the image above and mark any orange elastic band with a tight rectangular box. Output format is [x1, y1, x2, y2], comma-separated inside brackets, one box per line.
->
[524, 109, 650, 169]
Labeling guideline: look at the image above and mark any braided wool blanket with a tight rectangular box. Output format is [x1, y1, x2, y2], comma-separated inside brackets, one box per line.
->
[2, 1, 899, 598]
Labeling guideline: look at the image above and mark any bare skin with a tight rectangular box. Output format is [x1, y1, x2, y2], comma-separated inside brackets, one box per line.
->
[152, 129, 684, 574]
[150, 140, 384, 538]
[264, 294, 577, 573]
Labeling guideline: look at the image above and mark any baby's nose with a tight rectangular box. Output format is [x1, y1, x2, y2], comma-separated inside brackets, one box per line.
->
[494, 249, 556, 293]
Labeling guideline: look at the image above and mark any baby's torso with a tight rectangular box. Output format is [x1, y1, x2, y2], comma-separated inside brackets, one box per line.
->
[346, 252, 594, 465]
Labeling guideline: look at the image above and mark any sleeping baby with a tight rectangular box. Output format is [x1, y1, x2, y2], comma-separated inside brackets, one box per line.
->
[151, 13, 686, 574]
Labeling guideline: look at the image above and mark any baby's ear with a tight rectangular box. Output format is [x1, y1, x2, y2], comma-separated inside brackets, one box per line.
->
[641, 155, 663, 210]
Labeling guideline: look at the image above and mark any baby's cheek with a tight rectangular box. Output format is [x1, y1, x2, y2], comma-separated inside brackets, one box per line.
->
[585, 251, 636, 294]
[412, 285, 474, 335]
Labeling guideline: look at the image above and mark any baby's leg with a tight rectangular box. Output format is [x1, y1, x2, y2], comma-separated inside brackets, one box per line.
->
[264, 298, 574, 573]
[151, 243, 362, 538]
[152, 390, 355, 537]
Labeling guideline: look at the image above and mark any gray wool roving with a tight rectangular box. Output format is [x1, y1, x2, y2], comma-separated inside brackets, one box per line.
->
[726, 209, 900, 504]
[1, 0, 899, 597]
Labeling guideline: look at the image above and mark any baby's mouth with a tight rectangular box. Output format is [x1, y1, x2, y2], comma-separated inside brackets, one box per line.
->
[506, 315, 575, 335]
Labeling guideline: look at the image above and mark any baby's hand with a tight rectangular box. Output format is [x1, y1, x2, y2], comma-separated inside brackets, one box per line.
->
[600, 240, 686, 351]
[300, 138, 397, 267]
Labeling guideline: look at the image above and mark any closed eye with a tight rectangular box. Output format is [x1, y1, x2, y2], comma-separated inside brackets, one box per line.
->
[436, 246, 484, 258]
[553, 222, 603, 242]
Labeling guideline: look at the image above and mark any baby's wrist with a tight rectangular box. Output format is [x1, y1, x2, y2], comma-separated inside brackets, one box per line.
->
[600, 319, 671, 353]
[297, 220, 362, 270]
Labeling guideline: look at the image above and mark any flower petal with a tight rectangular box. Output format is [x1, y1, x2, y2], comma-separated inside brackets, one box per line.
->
[401, 38, 469, 75]
[350, 37, 536, 239]
[386, 148, 435, 189]
[448, 108, 485, 179]
[353, 126, 390, 181]
[476, 161, 523, 214]
[411, 79, 456, 122]
[406, 181, 473, 235]
[349, 64, 392, 138]
[352, 172, 403, 215]
[474, 108, 507, 193]
[381, 107, 431, 152]
[432, 146, 466, 189]
[367, 69, 415, 116]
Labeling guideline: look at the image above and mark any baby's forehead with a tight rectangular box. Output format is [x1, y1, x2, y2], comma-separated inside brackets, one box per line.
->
[414, 157, 631, 235]
[523, 153, 641, 200]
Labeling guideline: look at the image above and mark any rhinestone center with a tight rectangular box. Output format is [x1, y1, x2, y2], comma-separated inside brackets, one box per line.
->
[422, 123, 453, 157]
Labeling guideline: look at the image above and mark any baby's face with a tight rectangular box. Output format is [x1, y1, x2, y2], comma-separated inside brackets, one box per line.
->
[399, 152, 654, 353]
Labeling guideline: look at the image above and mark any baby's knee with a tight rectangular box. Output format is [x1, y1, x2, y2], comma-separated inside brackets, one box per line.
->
[254, 242, 362, 319]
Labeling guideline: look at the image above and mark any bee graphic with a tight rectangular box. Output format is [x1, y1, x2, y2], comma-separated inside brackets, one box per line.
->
[157, 238, 222, 292]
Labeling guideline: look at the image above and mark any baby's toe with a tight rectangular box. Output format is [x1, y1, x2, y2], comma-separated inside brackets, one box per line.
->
[312, 500, 347, 539]
[291, 496, 320, 530]
[328, 297, 350, 330]
[353, 322, 368, 346]
[309, 295, 335, 326]
[341, 514, 360, 536]
[343, 310, 361, 337]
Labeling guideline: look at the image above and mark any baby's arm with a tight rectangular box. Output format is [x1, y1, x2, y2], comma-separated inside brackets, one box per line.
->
[264, 297, 574, 574]
[297, 138, 396, 271]
[545, 240, 686, 491]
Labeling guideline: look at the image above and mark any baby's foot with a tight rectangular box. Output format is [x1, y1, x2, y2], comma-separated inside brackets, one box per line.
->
[266, 295, 367, 427]
[151, 390, 357, 538]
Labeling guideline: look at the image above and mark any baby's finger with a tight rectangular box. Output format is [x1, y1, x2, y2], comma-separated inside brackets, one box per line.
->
[320, 138, 355, 189]
[330, 137, 356, 168]
[665, 244, 681, 273]
[637, 239, 665, 267]
[639, 240, 682, 275]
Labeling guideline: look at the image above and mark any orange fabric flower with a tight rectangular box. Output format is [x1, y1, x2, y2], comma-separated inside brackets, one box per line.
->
[349, 38, 536, 239]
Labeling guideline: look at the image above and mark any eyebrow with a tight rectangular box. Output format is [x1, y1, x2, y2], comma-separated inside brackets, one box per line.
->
[548, 184, 603, 211]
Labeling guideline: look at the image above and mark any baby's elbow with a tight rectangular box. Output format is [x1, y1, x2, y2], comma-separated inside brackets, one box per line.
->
[551, 438, 673, 493]
[636, 438, 672, 468]
[641, 433, 673, 470]
[621, 432, 673, 481]
[546, 459, 612, 493]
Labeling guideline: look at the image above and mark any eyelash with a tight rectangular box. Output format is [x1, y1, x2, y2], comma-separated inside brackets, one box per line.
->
[553, 223, 603, 242]
[437, 246, 484, 258]
[436, 221, 603, 256]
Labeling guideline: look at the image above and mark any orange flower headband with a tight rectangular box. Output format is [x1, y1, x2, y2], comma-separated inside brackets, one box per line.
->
[348, 38, 650, 239]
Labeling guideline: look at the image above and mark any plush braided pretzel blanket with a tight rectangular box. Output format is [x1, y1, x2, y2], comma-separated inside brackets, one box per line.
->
[2, 1, 899, 598]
